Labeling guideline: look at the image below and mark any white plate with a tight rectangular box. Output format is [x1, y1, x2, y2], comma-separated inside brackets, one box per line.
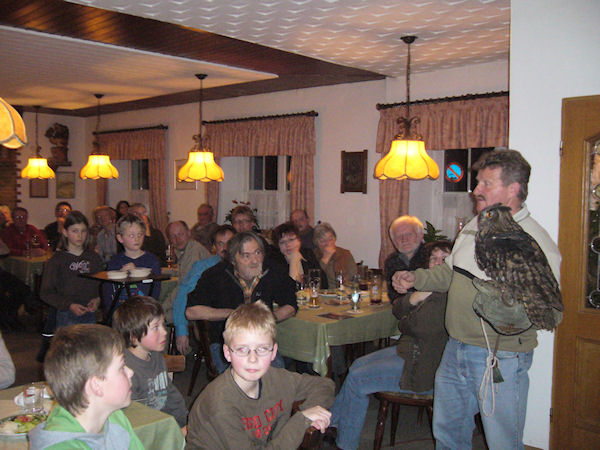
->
[106, 271, 127, 280]
[129, 268, 152, 278]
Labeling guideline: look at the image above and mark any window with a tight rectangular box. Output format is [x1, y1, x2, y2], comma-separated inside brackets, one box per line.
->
[131, 159, 149, 190]
[248, 156, 291, 229]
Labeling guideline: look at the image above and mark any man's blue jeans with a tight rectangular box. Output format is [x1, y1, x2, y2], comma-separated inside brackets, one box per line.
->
[434, 338, 533, 450]
[330, 346, 429, 450]
[209, 343, 285, 374]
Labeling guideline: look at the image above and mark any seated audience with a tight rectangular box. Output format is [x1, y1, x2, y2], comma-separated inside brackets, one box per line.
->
[0, 332, 15, 389]
[40, 211, 103, 329]
[186, 301, 334, 449]
[291, 209, 315, 249]
[1, 207, 48, 256]
[115, 200, 130, 221]
[112, 296, 188, 432]
[28, 324, 143, 448]
[0, 205, 11, 233]
[104, 214, 161, 318]
[172, 225, 235, 355]
[129, 203, 168, 266]
[190, 204, 219, 252]
[186, 231, 297, 373]
[272, 222, 327, 289]
[384, 215, 429, 303]
[44, 201, 72, 250]
[162, 220, 210, 324]
[329, 240, 452, 450]
[93, 205, 118, 264]
[313, 222, 357, 288]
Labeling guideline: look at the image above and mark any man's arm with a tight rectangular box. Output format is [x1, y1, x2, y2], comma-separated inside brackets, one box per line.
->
[274, 305, 295, 322]
[186, 305, 234, 321]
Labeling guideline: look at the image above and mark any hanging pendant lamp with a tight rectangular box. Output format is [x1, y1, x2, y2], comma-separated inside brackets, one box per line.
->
[21, 106, 55, 179]
[178, 74, 224, 182]
[374, 36, 439, 181]
[80, 94, 119, 179]
[0, 97, 27, 149]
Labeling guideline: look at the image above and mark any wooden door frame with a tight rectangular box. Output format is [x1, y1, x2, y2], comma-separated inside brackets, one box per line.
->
[552, 94, 600, 448]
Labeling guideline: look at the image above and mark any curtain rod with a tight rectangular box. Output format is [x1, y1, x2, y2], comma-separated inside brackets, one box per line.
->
[376, 91, 508, 110]
[204, 110, 318, 125]
[93, 125, 168, 135]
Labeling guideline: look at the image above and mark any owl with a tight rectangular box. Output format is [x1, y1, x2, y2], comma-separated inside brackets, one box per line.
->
[475, 203, 563, 331]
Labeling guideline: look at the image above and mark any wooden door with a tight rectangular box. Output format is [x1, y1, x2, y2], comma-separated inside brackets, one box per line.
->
[552, 95, 600, 448]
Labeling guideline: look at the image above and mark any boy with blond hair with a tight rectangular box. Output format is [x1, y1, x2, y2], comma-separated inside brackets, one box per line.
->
[112, 296, 187, 431]
[28, 324, 143, 449]
[104, 214, 161, 318]
[186, 301, 334, 449]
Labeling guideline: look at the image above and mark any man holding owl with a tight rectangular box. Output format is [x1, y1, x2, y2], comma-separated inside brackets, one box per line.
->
[393, 149, 561, 449]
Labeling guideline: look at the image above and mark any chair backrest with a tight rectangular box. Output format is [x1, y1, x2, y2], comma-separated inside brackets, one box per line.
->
[163, 353, 185, 373]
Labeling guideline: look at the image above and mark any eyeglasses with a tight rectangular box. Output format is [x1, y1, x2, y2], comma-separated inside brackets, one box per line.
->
[233, 217, 253, 224]
[238, 249, 264, 261]
[395, 232, 417, 242]
[279, 237, 298, 246]
[228, 345, 274, 357]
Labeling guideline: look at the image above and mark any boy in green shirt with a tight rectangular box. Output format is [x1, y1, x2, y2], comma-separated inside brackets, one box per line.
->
[29, 324, 143, 449]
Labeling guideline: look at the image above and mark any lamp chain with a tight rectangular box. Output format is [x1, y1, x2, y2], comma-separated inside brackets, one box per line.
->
[34, 106, 40, 155]
[406, 40, 411, 122]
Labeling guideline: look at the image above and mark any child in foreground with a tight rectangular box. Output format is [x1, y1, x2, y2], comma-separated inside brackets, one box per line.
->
[186, 301, 335, 449]
[28, 324, 143, 449]
[105, 214, 161, 318]
[112, 296, 188, 432]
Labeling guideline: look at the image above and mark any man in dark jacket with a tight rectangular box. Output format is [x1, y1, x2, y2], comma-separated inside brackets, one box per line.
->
[186, 231, 297, 372]
[384, 215, 428, 302]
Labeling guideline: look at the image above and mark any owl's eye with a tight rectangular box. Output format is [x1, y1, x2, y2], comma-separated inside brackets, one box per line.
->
[486, 211, 492, 218]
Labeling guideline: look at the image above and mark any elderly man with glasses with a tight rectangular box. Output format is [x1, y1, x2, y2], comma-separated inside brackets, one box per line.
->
[2, 207, 48, 257]
[186, 231, 297, 373]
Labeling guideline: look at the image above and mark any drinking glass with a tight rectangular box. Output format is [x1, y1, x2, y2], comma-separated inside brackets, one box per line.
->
[350, 274, 361, 311]
[23, 383, 44, 413]
[295, 275, 308, 305]
[308, 269, 321, 308]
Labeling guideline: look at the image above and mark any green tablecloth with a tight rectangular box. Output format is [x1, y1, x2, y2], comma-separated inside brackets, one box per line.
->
[277, 296, 399, 376]
[0, 385, 184, 449]
[0, 255, 50, 291]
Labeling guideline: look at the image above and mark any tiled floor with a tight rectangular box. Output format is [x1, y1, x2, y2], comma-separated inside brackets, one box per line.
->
[4, 315, 487, 449]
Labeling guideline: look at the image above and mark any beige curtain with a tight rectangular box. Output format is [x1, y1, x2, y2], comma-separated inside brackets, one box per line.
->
[97, 128, 168, 232]
[204, 114, 316, 221]
[376, 94, 509, 267]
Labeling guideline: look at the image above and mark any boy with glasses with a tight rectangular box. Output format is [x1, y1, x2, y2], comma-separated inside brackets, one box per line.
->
[186, 301, 334, 448]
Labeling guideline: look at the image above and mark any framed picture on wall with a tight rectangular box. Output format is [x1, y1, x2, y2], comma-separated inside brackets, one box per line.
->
[29, 179, 48, 198]
[56, 171, 75, 198]
[174, 159, 197, 190]
[340, 150, 368, 194]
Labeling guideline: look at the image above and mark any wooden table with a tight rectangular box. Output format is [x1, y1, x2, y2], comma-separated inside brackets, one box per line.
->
[81, 271, 171, 322]
[277, 294, 399, 376]
[0, 385, 184, 449]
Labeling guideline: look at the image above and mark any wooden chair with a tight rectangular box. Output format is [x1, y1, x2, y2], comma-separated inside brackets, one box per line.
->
[373, 391, 433, 450]
[187, 320, 218, 396]
[293, 400, 324, 449]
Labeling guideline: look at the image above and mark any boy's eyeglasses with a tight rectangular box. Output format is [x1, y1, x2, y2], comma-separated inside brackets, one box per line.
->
[228, 345, 274, 357]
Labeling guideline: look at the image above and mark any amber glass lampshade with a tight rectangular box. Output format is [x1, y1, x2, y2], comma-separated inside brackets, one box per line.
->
[21, 156, 55, 179]
[374, 139, 439, 180]
[0, 97, 27, 149]
[80, 154, 119, 180]
[178, 149, 224, 182]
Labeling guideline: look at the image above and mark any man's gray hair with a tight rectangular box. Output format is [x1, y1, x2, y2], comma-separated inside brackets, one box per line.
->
[474, 149, 531, 202]
[389, 216, 424, 240]
[226, 231, 265, 264]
